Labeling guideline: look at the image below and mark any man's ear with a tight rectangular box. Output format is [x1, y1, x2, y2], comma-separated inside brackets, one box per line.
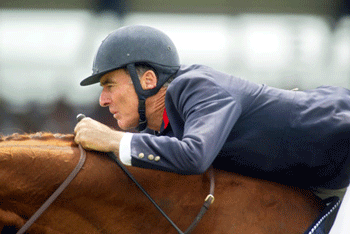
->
[140, 70, 157, 90]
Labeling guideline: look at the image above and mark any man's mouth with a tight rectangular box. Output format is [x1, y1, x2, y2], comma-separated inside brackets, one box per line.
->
[113, 113, 118, 119]
[110, 110, 118, 119]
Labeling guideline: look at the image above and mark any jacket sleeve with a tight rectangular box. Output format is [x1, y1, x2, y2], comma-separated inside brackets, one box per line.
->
[130, 75, 242, 174]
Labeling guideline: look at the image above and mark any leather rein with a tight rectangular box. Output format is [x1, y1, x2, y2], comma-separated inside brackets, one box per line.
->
[17, 115, 215, 234]
[108, 152, 215, 234]
[16, 144, 87, 234]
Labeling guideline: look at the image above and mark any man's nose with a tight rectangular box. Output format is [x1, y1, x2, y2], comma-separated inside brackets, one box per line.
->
[99, 90, 111, 107]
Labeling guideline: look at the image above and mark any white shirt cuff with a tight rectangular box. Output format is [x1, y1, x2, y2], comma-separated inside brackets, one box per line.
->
[119, 132, 133, 166]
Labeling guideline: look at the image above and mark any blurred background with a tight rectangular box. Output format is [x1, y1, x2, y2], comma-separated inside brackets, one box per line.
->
[0, 0, 349, 135]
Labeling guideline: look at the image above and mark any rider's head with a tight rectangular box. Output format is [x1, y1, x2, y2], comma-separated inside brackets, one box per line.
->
[80, 25, 180, 96]
[80, 25, 180, 130]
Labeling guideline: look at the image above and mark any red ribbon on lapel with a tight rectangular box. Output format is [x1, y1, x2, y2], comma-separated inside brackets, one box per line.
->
[163, 108, 169, 129]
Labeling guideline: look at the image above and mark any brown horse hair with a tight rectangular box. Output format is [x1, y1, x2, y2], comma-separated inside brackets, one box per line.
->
[0, 132, 75, 143]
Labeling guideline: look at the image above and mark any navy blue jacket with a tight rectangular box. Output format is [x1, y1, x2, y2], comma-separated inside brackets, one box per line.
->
[130, 65, 350, 189]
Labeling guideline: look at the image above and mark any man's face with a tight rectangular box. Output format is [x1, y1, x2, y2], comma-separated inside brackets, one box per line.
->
[99, 69, 139, 130]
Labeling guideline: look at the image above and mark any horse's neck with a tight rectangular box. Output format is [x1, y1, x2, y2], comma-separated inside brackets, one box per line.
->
[0, 133, 325, 233]
[0, 134, 196, 206]
[0, 135, 80, 200]
[0, 136, 210, 233]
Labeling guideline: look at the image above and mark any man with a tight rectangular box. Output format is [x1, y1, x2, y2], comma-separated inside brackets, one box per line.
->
[74, 25, 350, 193]
[75, 25, 350, 233]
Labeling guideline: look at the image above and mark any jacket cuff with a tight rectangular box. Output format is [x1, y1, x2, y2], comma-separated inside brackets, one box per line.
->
[119, 132, 133, 166]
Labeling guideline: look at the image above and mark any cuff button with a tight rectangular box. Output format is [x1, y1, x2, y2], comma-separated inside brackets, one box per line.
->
[148, 154, 154, 161]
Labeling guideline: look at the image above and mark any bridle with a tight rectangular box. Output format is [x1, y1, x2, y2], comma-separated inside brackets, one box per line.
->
[17, 115, 215, 234]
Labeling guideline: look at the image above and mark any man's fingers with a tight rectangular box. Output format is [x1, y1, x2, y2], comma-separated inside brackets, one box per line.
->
[74, 117, 91, 134]
[74, 130, 92, 150]
[73, 117, 120, 152]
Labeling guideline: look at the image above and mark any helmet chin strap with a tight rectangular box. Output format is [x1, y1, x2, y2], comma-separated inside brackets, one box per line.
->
[137, 99, 147, 131]
[126, 63, 149, 131]
[126, 63, 179, 131]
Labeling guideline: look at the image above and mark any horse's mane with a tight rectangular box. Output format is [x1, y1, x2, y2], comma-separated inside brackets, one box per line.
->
[0, 132, 75, 143]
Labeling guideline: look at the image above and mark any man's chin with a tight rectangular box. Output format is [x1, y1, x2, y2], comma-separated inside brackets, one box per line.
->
[117, 119, 138, 131]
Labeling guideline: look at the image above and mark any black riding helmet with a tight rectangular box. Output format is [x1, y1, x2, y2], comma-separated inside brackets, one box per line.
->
[80, 25, 180, 131]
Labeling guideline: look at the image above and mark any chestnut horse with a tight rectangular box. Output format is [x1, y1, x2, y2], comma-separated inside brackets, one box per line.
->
[0, 132, 325, 234]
